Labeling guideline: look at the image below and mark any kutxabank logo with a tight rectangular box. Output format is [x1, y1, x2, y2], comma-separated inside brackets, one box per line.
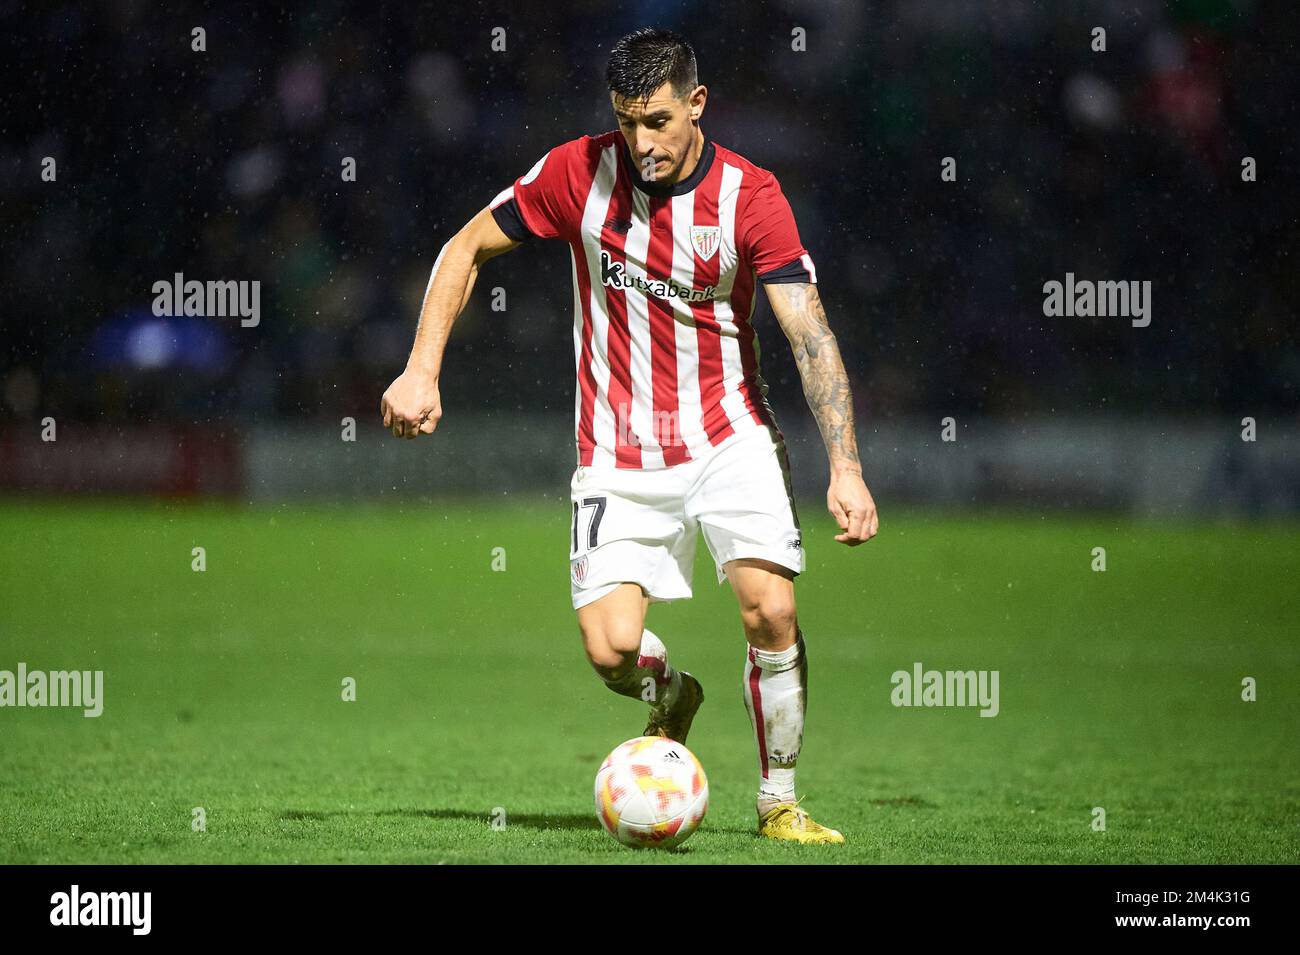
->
[599, 250, 716, 303]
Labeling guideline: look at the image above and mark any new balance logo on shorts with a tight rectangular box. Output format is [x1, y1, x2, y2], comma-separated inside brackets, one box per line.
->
[786, 536, 802, 551]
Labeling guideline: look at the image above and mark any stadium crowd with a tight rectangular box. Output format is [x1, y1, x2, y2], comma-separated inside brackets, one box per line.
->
[2, 0, 1294, 429]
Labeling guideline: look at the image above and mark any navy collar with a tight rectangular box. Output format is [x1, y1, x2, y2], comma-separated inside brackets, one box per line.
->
[620, 135, 715, 197]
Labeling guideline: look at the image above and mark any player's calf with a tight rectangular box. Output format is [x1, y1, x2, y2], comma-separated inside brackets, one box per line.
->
[743, 628, 810, 816]
[575, 584, 702, 740]
[589, 627, 685, 713]
[577, 582, 647, 672]
[728, 558, 799, 652]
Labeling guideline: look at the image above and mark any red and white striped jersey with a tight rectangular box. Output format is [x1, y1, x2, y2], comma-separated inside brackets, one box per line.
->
[489, 130, 817, 470]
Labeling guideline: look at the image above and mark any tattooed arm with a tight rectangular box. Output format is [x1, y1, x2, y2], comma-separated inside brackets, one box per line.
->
[764, 281, 879, 545]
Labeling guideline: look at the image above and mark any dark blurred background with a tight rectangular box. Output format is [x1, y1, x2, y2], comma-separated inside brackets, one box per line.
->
[1, 0, 1296, 507]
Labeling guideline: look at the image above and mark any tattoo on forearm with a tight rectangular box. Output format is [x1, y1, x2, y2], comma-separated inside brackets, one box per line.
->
[775, 283, 860, 472]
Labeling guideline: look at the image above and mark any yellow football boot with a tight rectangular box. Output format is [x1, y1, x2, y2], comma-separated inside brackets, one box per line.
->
[757, 798, 845, 844]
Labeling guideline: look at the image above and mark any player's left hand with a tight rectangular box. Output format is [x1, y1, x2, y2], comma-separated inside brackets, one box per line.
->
[827, 469, 878, 545]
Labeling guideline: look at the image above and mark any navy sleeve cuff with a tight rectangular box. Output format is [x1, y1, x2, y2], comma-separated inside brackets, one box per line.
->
[491, 198, 534, 242]
[758, 255, 814, 284]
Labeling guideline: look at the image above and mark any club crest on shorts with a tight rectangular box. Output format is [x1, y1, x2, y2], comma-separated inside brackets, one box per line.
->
[691, 225, 721, 262]
[571, 554, 588, 584]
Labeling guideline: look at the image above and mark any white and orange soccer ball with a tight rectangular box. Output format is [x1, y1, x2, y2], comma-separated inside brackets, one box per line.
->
[594, 736, 709, 850]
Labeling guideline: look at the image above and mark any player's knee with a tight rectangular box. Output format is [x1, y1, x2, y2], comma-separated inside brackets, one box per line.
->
[739, 594, 798, 646]
[587, 643, 636, 677]
[580, 620, 641, 676]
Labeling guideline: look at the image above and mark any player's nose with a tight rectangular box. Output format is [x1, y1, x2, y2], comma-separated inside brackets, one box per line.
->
[636, 134, 658, 161]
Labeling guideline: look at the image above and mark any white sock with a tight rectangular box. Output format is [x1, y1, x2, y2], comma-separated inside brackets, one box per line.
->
[743, 631, 807, 815]
[601, 628, 683, 713]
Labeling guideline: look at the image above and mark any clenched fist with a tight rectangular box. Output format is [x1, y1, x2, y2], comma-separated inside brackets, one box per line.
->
[380, 369, 442, 440]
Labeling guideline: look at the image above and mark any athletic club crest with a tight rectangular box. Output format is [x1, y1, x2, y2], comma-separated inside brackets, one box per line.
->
[572, 555, 588, 584]
[690, 225, 721, 261]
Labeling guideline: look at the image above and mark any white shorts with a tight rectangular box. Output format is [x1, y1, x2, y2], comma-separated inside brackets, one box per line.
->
[568, 426, 805, 610]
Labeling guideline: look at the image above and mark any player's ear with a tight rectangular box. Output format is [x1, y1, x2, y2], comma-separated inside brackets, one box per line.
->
[688, 85, 707, 122]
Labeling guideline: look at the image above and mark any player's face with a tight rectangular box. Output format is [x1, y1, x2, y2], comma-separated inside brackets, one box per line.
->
[611, 82, 707, 185]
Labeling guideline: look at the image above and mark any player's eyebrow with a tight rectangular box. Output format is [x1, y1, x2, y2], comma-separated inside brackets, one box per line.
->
[615, 109, 672, 122]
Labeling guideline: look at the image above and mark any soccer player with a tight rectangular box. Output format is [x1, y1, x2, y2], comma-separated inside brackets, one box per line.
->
[381, 27, 878, 844]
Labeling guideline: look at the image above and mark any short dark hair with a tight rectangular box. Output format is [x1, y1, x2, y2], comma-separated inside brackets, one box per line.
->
[605, 28, 698, 105]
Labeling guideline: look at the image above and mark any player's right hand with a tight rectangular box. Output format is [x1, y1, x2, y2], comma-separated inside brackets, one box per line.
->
[380, 370, 442, 440]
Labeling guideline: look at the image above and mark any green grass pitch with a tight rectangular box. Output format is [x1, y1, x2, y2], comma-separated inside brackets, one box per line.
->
[1, 498, 1296, 864]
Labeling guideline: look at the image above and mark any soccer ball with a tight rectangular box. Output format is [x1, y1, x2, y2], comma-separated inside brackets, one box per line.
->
[594, 736, 709, 849]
